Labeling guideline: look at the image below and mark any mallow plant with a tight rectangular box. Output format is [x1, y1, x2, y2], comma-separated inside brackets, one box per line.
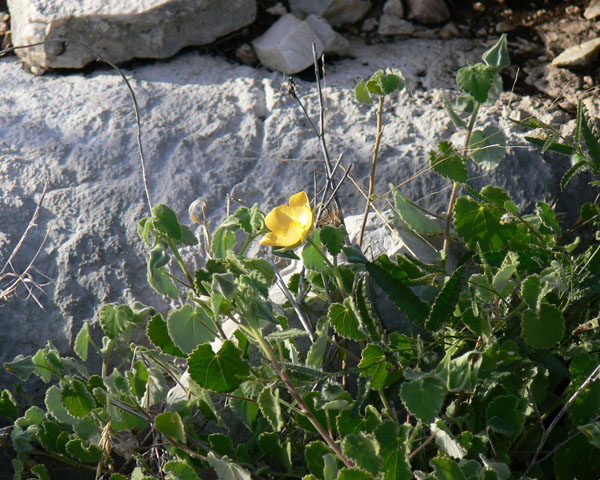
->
[1, 35, 600, 480]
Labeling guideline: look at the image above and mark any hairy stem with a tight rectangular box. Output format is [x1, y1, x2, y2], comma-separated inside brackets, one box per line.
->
[359, 95, 385, 247]
[442, 102, 480, 259]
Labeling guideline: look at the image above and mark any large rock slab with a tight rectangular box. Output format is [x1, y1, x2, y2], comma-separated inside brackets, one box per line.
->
[7, 0, 257, 70]
[0, 38, 595, 394]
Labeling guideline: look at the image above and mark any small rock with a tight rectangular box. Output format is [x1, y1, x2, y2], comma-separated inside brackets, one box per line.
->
[252, 13, 326, 74]
[584, 75, 594, 86]
[378, 14, 416, 36]
[266, 2, 287, 16]
[565, 5, 581, 15]
[496, 20, 516, 33]
[361, 17, 379, 32]
[551, 37, 600, 68]
[473, 2, 485, 12]
[383, 0, 404, 18]
[289, 0, 371, 26]
[406, 0, 451, 24]
[305, 14, 350, 56]
[0, 11, 9, 22]
[235, 43, 257, 65]
[0, 21, 8, 36]
[439, 21, 459, 39]
[584, 0, 600, 20]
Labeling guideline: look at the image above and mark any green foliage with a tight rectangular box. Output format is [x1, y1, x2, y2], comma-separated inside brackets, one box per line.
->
[4, 34, 599, 480]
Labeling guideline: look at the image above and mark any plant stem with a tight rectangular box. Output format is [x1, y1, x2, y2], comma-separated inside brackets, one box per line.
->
[359, 95, 385, 247]
[442, 102, 480, 259]
[167, 238, 195, 288]
[254, 333, 354, 469]
[306, 236, 347, 297]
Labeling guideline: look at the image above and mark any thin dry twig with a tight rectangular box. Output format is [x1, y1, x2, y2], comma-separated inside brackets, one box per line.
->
[522, 362, 600, 478]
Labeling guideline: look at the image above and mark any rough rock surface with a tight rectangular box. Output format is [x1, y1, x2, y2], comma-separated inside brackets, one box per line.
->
[1, 38, 597, 394]
[7, 0, 257, 69]
[551, 37, 600, 68]
[289, 0, 371, 26]
[252, 13, 348, 74]
[406, 0, 450, 25]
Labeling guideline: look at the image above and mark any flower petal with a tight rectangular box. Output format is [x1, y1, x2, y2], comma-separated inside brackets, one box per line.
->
[265, 206, 292, 233]
[289, 191, 310, 208]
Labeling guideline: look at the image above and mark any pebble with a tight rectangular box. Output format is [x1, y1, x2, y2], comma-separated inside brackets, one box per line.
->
[266, 2, 287, 16]
[378, 15, 416, 36]
[383, 0, 404, 18]
[235, 43, 258, 65]
[565, 5, 581, 15]
[439, 21, 459, 39]
[496, 20, 516, 33]
[551, 37, 600, 68]
[361, 17, 379, 32]
[406, 0, 450, 25]
[584, 0, 600, 20]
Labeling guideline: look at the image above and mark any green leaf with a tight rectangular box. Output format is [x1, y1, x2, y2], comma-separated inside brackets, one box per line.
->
[208, 433, 234, 456]
[393, 191, 443, 234]
[453, 196, 513, 252]
[258, 432, 292, 471]
[521, 303, 565, 349]
[206, 452, 252, 480]
[524, 135, 574, 155]
[61, 379, 94, 418]
[426, 266, 466, 332]
[359, 344, 388, 390]
[469, 125, 506, 170]
[74, 322, 90, 361]
[211, 226, 237, 258]
[579, 99, 600, 167]
[520, 274, 546, 314]
[45, 385, 77, 425]
[65, 439, 102, 463]
[343, 433, 381, 474]
[355, 79, 372, 104]
[147, 246, 180, 299]
[429, 141, 468, 184]
[338, 468, 375, 480]
[561, 157, 589, 190]
[187, 341, 249, 393]
[375, 421, 412, 480]
[430, 457, 466, 480]
[553, 434, 600, 480]
[482, 34, 510, 70]
[579, 422, 600, 448]
[306, 441, 333, 478]
[329, 298, 367, 341]
[15, 406, 45, 427]
[167, 305, 217, 354]
[303, 231, 327, 273]
[31, 464, 51, 480]
[155, 411, 186, 444]
[366, 262, 429, 324]
[99, 304, 133, 339]
[306, 318, 329, 369]
[486, 394, 526, 436]
[3, 354, 36, 382]
[146, 314, 186, 358]
[430, 422, 467, 459]
[355, 277, 383, 343]
[323, 454, 339, 480]
[456, 63, 496, 103]
[164, 460, 198, 480]
[320, 225, 347, 256]
[0, 389, 18, 418]
[258, 386, 283, 432]
[152, 204, 181, 240]
[444, 96, 467, 128]
[492, 251, 519, 296]
[400, 377, 445, 424]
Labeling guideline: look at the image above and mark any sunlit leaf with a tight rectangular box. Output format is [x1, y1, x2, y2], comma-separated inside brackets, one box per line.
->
[188, 341, 249, 393]
[400, 377, 445, 424]
[155, 411, 186, 444]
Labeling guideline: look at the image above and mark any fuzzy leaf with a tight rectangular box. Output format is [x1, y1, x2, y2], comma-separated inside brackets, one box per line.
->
[258, 432, 292, 471]
[329, 298, 366, 341]
[187, 341, 249, 393]
[61, 379, 94, 418]
[74, 323, 90, 362]
[521, 303, 565, 349]
[456, 63, 496, 103]
[164, 460, 197, 480]
[155, 412, 186, 444]
[65, 439, 102, 463]
[375, 421, 412, 480]
[426, 266, 466, 332]
[579, 99, 600, 167]
[393, 191, 443, 234]
[343, 433, 381, 475]
[258, 386, 283, 432]
[366, 262, 429, 324]
[0, 390, 18, 418]
[152, 204, 181, 240]
[303, 231, 327, 273]
[99, 304, 133, 340]
[359, 344, 388, 390]
[469, 125, 506, 170]
[305, 441, 332, 478]
[355, 80, 372, 104]
[167, 305, 217, 354]
[429, 141, 468, 184]
[356, 277, 383, 343]
[492, 251, 519, 297]
[146, 314, 186, 358]
[338, 468, 374, 480]
[486, 394, 526, 436]
[206, 453, 252, 480]
[482, 34, 510, 70]
[147, 246, 179, 299]
[430, 457, 466, 480]
[400, 377, 445, 424]
[320, 225, 347, 257]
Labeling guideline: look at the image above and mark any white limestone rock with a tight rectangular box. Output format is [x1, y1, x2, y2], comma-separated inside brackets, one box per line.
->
[378, 15, 416, 36]
[252, 14, 324, 74]
[252, 14, 349, 74]
[551, 37, 600, 68]
[406, 0, 450, 24]
[290, 0, 371, 26]
[7, 0, 257, 70]
[584, 0, 600, 20]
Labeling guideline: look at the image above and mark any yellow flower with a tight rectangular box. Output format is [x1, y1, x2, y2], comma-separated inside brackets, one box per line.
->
[260, 191, 314, 248]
